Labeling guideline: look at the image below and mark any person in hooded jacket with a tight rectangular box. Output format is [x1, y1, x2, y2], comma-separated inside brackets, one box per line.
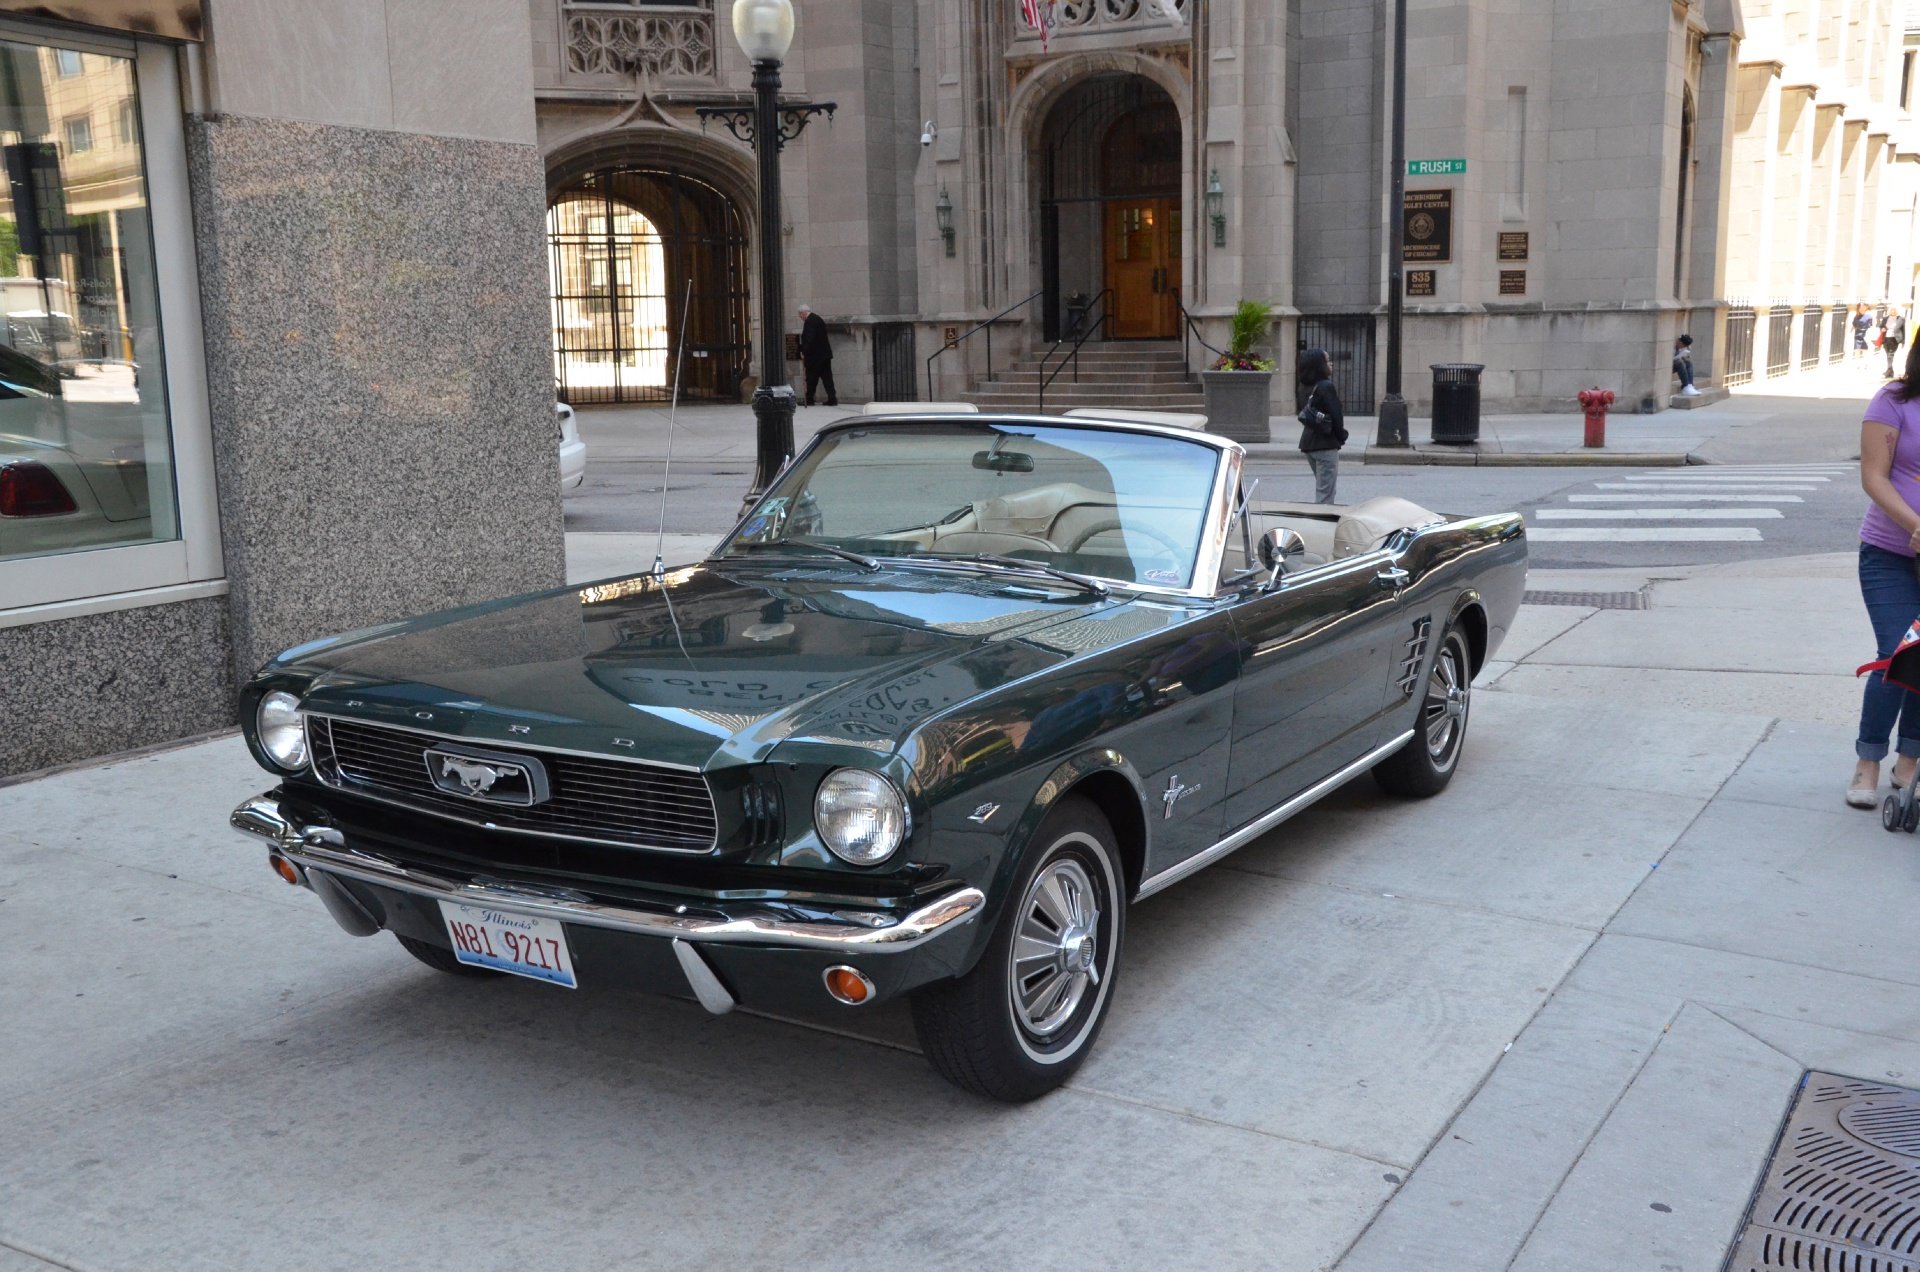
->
[1295, 347, 1348, 504]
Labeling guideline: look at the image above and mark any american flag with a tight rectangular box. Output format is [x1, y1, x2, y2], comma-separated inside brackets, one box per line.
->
[1021, 0, 1053, 50]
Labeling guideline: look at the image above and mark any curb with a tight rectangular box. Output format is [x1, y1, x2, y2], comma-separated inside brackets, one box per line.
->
[1361, 447, 1702, 468]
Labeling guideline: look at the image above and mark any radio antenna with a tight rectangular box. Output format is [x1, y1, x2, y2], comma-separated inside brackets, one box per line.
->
[651, 278, 696, 580]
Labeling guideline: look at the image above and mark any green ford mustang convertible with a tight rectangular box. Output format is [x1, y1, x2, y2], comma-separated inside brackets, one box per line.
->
[231, 414, 1526, 1101]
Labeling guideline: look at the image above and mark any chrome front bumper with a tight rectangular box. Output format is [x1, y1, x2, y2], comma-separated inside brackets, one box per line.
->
[230, 794, 985, 954]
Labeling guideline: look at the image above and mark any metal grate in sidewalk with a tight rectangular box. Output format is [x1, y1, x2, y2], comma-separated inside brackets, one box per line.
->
[1522, 589, 1650, 610]
[1723, 1072, 1920, 1271]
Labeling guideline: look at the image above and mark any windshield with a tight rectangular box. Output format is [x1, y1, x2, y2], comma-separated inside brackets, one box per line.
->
[719, 422, 1225, 589]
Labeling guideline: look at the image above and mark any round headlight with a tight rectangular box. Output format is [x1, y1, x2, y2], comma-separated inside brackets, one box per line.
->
[814, 769, 907, 865]
[256, 691, 309, 770]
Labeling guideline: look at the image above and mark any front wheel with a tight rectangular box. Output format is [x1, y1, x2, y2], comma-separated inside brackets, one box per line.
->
[1373, 625, 1472, 798]
[911, 797, 1125, 1102]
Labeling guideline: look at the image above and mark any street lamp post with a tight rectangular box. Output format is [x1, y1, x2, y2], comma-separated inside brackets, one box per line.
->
[1376, 0, 1411, 448]
[696, 0, 835, 503]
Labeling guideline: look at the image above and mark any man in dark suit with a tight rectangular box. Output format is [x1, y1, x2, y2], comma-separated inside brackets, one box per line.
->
[797, 304, 837, 407]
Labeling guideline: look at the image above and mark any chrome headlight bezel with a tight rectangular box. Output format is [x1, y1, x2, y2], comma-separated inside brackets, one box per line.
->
[813, 768, 908, 866]
[256, 690, 309, 771]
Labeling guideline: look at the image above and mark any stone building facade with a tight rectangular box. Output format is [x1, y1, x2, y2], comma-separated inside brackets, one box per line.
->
[1, 2, 562, 778]
[529, 0, 1914, 417]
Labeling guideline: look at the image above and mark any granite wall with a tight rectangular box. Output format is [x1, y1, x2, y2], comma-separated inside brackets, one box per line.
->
[0, 596, 233, 778]
[188, 114, 565, 683]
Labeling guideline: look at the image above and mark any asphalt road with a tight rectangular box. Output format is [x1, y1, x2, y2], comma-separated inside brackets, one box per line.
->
[566, 453, 1872, 573]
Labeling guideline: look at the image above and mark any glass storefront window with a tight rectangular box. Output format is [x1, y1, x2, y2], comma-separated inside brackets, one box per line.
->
[0, 34, 173, 564]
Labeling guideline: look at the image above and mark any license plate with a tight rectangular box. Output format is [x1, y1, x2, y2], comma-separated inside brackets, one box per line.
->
[437, 901, 577, 988]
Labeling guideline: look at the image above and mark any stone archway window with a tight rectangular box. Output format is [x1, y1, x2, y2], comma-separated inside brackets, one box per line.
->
[546, 164, 750, 405]
[548, 195, 671, 394]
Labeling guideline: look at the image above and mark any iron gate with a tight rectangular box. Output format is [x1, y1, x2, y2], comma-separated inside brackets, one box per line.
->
[1765, 308, 1793, 379]
[1298, 315, 1377, 414]
[1801, 307, 1823, 371]
[1724, 306, 1756, 387]
[1831, 304, 1850, 362]
[872, 323, 916, 402]
[548, 166, 750, 405]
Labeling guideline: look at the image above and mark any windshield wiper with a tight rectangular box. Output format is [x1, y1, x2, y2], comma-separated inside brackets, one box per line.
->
[729, 539, 883, 572]
[911, 552, 1111, 597]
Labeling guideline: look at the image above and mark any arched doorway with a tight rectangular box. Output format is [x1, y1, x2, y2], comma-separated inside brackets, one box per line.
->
[546, 165, 750, 404]
[1039, 75, 1182, 342]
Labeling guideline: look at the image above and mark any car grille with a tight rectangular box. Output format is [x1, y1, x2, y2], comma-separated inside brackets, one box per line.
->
[309, 716, 718, 852]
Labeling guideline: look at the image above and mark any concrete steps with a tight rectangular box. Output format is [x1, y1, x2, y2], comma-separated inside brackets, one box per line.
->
[963, 340, 1202, 413]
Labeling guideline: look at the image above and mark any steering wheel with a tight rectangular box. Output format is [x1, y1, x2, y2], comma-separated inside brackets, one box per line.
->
[1067, 519, 1188, 561]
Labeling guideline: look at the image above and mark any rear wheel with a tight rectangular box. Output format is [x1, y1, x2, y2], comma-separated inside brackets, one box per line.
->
[911, 797, 1125, 1102]
[395, 933, 501, 978]
[1373, 626, 1472, 798]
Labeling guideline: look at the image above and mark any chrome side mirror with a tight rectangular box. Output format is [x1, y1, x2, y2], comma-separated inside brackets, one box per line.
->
[1257, 526, 1306, 586]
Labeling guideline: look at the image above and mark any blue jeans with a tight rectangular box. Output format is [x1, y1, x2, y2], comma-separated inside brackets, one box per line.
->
[1857, 543, 1920, 761]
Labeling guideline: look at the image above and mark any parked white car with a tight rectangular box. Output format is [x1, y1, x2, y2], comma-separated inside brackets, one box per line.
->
[0, 431, 152, 560]
[556, 402, 586, 491]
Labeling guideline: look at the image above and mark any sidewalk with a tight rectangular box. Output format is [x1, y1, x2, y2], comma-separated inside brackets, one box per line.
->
[3, 549, 1915, 1269]
[576, 367, 1874, 470]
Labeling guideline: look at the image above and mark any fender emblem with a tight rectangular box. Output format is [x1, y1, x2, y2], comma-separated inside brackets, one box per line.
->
[967, 803, 1000, 825]
[1162, 775, 1199, 820]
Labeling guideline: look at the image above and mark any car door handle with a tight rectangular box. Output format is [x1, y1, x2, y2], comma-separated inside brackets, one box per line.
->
[1374, 566, 1411, 591]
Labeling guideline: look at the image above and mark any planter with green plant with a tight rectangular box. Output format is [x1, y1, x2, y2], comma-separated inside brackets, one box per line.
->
[1203, 299, 1278, 442]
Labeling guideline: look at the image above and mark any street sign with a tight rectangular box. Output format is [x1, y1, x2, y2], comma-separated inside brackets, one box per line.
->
[1408, 158, 1466, 176]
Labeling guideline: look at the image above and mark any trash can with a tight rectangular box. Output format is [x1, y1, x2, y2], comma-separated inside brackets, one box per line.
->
[1429, 363, 1485, 444]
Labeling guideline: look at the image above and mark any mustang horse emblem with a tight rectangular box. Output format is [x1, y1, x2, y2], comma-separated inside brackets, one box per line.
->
[440, 756, 508, 797]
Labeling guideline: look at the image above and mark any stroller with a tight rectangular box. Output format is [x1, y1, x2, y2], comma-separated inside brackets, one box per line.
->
[1858, 618, 1920, 831]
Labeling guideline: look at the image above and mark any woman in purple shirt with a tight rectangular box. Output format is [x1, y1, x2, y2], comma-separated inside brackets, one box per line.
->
[1850, 346, 1920, 805]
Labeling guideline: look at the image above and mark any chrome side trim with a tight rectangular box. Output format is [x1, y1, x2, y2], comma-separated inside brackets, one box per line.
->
[1134, 730, 1417, 900]
[230, 795, 984, 953]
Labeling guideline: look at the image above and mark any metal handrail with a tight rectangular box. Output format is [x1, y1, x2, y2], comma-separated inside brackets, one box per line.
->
[1036, 288, 1115, 413]
[1178, 301, 1229, 369]
[924, 288, 1043, 401]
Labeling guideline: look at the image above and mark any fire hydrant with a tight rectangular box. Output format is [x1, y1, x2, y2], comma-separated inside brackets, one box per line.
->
[1578, 387, 1615, 448]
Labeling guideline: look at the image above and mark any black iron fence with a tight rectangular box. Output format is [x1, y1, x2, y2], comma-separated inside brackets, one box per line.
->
[871, 323, 916, 401]
[1724, 305, 1756, 387]
[1297, 314, 1377, 414]
[1800, 307, 1823, 371]
[1765, 308, 1793, 379]
[1830, 304, 1850, 363]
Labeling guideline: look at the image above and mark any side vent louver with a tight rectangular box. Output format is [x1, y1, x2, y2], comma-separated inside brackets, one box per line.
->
[740, 780, 785, 849]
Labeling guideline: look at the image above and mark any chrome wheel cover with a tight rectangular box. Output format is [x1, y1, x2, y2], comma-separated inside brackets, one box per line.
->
[1008, 854, 1104, 1041]
[1423, 635, 1470, 767]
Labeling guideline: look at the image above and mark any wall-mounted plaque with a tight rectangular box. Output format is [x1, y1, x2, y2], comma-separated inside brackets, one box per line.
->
[1498, 232, 1529, 262]
[1407, 270, 1436, 297]
[1498, 269, 1528, 296]
[785, 333, 802, 362]
[1403, 189, 1453, 264]
[943, 326, 959, 348]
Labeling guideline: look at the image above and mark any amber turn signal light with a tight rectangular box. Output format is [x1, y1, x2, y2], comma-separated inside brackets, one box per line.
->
[268, 854, 301, 886]
[823, 965, 874, 1006]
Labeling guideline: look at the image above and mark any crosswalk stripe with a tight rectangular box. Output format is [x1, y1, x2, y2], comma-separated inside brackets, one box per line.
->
[1593, 482, 1819, 491]
[1568, 493, 1803, 503]
[1534, 508, 1784, 519]
[1528, 527, 1764, 542]
[1625, 474, 1829, 482]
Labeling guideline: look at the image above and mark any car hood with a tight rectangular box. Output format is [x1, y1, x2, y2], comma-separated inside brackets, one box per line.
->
[279, 561, 1145, 770]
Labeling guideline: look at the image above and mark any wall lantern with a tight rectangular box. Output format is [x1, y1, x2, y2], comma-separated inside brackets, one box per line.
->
[936, 187, 956, 257]
[1206, 169, 1226, 248]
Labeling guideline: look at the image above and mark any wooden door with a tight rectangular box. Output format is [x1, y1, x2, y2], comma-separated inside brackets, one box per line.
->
[1105, 197, 1179, 340]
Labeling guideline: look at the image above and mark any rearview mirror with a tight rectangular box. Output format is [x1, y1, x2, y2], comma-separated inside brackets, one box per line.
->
[972, 449, 1035, 473]
[1257, 526, 1306, 585]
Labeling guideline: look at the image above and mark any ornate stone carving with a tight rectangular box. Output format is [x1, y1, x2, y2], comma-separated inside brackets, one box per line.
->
[1054, 0, 1186, 32]
[566, 7, 715, 81]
